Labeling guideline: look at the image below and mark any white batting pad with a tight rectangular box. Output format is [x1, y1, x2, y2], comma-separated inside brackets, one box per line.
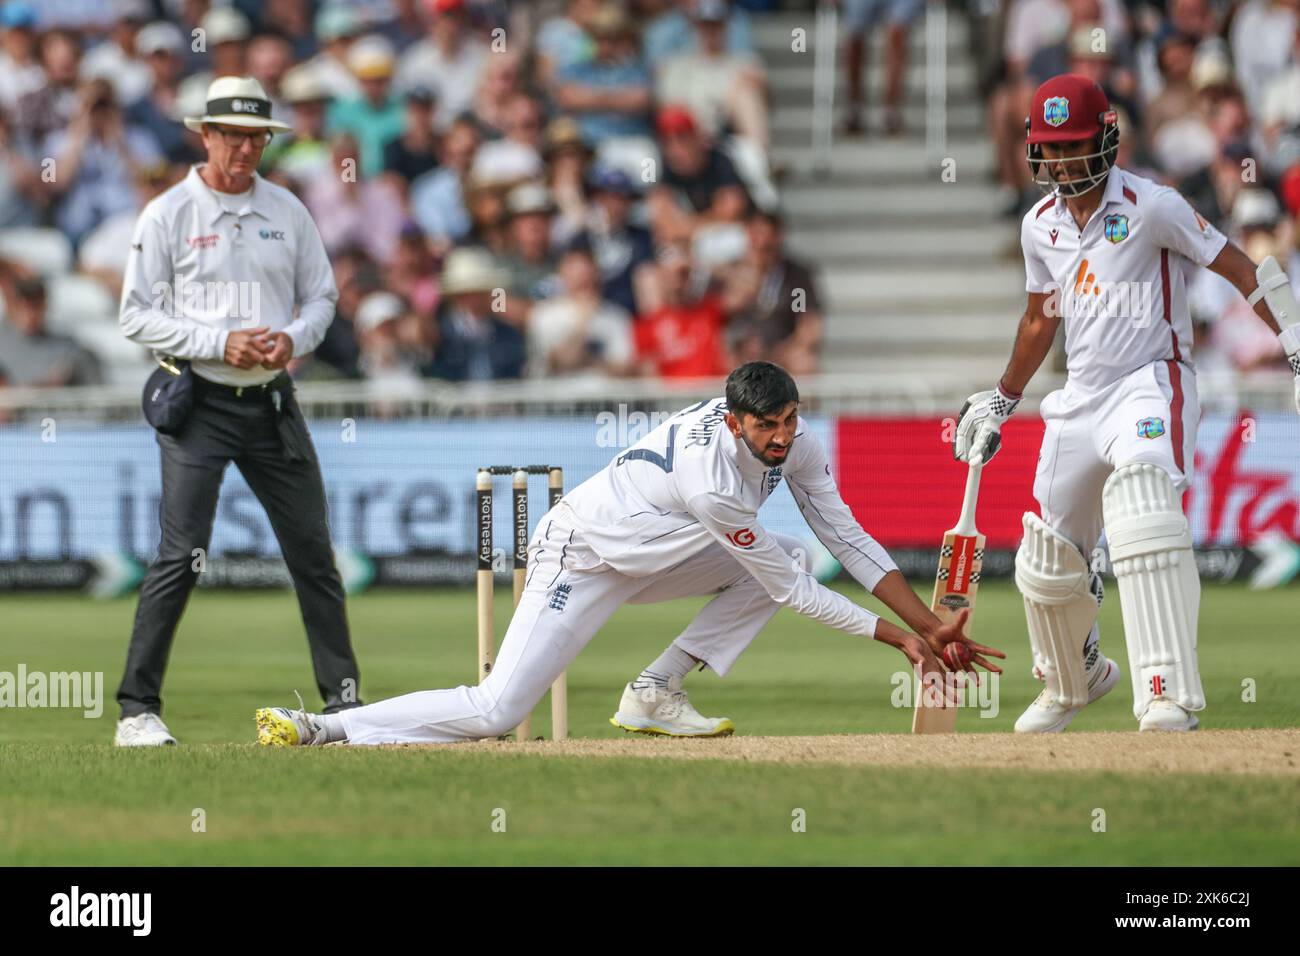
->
[1103, 463, 1205, 718]
[1015, 512, 1099, 709]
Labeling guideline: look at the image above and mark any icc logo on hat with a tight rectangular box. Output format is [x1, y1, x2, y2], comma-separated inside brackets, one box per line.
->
[1044, 96, 1070, 127]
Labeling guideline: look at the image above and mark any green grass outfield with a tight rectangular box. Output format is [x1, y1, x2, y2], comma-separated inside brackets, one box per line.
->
[2, 581, 1298, 865]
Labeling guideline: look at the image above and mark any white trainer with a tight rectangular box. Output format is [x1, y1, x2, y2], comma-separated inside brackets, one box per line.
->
[114, 713, 178, 747]
[610, 678, 735, 737]
[1139, 698, 1200, 732]
[1014, 655, 1121, 734]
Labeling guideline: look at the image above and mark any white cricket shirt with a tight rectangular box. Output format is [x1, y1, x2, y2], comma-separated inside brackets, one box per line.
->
[119, 165, 339, 386]
[1020, 166, 1228, 394]
[561, 398, 898, 637]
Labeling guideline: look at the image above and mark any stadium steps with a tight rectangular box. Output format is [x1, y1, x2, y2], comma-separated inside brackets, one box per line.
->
[756, 7, 1029, 389]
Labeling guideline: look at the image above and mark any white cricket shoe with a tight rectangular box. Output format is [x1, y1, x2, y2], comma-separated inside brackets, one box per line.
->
[114, 713, 178, 747]
[1139, 698, 1200, 732]
[610, 678, 735, 737]
[1014, 655, 1121, 734]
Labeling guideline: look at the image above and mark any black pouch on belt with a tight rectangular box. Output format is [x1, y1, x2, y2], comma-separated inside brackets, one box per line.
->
[141, 357, 194, 434]
[271, 380, 310, 462]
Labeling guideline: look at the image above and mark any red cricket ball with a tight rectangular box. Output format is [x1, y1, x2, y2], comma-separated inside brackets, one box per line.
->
[943, 642, 972, 670]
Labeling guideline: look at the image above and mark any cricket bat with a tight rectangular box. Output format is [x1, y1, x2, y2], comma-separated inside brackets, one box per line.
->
[912, 453, 985, 734]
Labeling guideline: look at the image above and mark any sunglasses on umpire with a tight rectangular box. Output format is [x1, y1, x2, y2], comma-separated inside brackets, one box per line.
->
[210, 126, 273, 148]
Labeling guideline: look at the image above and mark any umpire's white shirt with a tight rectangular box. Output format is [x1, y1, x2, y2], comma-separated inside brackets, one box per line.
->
[562, 397, 898, 637]
[119, 165, 338, 386]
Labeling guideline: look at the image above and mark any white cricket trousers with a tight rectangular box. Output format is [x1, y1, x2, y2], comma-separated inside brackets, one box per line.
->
[340, 504, 810, 744]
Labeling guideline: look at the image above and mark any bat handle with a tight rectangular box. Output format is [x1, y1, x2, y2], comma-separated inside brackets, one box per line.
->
[954, 455, 984, 536]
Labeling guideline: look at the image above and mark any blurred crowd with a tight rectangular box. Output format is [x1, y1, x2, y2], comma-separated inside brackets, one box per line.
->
[980, 0, 1300, 377]
[0, 0, 826, 394]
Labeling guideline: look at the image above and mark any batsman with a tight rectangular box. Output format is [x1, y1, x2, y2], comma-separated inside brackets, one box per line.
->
[256, 362, 1003, 745]
[955, 73, 1300, 733]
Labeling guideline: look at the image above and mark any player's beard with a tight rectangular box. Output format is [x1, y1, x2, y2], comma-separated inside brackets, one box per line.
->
[738, 429, 793, 467]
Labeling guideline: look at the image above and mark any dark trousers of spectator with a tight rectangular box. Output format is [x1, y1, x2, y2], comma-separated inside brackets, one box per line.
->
[117, 375, 362, 718]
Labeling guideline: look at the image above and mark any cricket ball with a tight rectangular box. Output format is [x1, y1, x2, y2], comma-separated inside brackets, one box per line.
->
[943, 642, 971, 670]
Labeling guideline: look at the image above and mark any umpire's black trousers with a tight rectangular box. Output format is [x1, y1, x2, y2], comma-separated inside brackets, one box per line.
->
[117, 373, 362, 717]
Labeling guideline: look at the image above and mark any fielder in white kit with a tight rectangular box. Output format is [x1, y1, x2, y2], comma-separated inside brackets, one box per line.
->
[257, 362, 1003, 745]
[955, 74, 1300, 733]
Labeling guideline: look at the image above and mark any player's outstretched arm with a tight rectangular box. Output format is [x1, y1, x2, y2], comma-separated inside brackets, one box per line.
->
[871, 571, 1005, 674]
[1209, 246, 1300, 414]
[953, 291, 1057, 463]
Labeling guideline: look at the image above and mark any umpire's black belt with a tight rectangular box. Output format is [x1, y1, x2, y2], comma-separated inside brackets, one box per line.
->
[193, 373, 292, 402]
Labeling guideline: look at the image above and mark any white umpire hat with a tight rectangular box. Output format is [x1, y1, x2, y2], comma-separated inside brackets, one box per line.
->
[184, 76, 291, 132]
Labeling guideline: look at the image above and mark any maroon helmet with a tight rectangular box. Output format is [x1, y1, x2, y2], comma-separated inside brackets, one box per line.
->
[1026, 73, 1119, 197]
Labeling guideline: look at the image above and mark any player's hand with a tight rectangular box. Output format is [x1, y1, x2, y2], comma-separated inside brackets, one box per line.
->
[954, 387, 1020, 463]
[1289, 354, 1299, 416]
[258, 332, 294, 370]
[223, 327, 270, 369]
[899, 633, 947, 681]
[925, 609, 1006, 675]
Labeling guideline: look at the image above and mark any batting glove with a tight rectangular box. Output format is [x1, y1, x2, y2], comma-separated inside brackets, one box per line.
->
[1282, 327, 1300, 416]
[954, 385, 1021, 464]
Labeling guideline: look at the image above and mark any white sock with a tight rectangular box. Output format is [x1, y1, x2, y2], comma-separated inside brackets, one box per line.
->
[318, 712, 348, 743]
[632, 643, 698, 690]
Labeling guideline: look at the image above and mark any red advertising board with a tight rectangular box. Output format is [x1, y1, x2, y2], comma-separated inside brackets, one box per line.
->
[835, 412, 1300, 550]
[835, 417, 1046, 549]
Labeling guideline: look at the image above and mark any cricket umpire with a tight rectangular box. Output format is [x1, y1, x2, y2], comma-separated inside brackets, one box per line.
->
[113, 77, 362, 746]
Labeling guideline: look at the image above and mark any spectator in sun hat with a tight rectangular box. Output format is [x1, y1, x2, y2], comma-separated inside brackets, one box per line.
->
[328, 34, 404, 178]
[555, 2, 654, 146]
[307, 2, 365, 100]
[426, 245, 525, 381]
[261, 62, 334, 184]
[471, 90, 546, 187]
[544, 115, 596, 243]
[355, 289, 424, 393]
[498, 180, 562, 321]
[395, 0, 489, 132]
[175, 6, 253, 125]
